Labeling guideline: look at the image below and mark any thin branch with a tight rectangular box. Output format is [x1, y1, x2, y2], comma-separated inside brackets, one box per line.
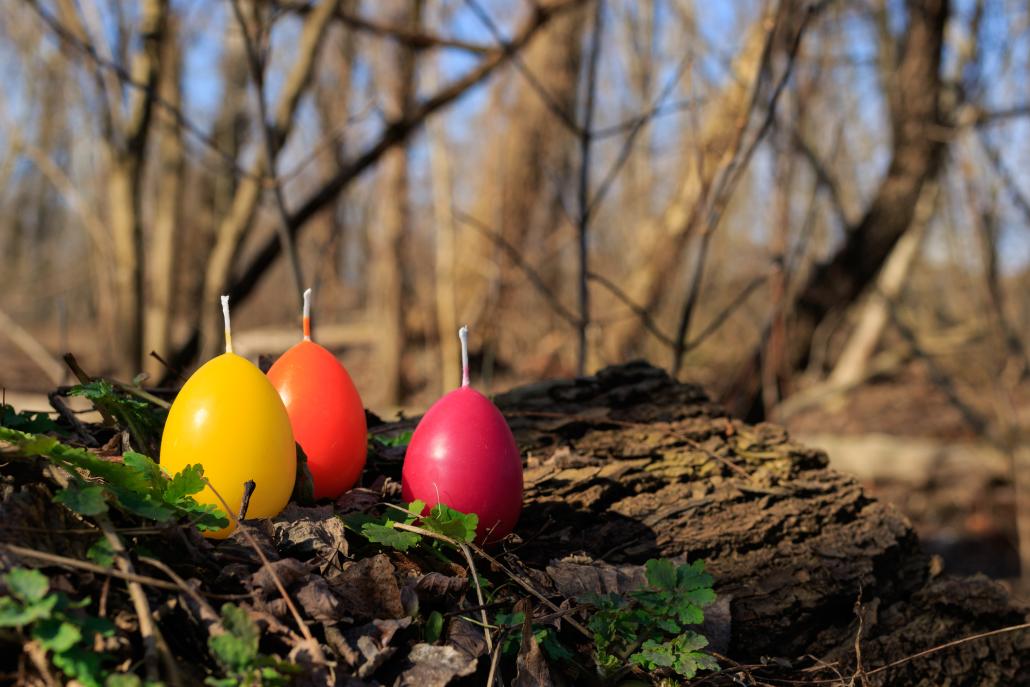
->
[587, 271, 675, 349]
[229, 0, 307, 304]
[587, 46, 693, 220]
[575, 0, 604, 374]
[464, 0, 584, 135]
[25, 0, 254, 180]
[455, 210, 581, 327]
[672, 3, 816, 376]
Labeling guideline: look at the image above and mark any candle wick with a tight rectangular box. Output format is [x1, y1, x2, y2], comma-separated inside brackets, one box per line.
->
[459, 325, 470, 388]
[302, 287, 312, 341]
[221, 295, 233, 354]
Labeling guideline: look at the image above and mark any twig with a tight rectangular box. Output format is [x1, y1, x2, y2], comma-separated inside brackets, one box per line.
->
[62, 354, 117, 426]
[392, 523, 494, 654]
[138, 556, 220, 624]
[203, 478, 327, 665]
[464, 0, 583, 135]
[0, 542, 249, 599]
[47, 392, 98, 447]
[94, 513, 179, 685]
[166, 0, 590, 373]
[672, 3, 816, 376]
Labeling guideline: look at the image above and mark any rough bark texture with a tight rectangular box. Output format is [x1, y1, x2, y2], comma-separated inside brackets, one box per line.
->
[472, 362, 1029, 684]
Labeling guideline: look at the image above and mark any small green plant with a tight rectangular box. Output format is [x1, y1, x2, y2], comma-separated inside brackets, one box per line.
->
[345, 499, 478, 551]
[206, 604, 297, 687]
[587, 559, 718, 680]
[0, 426, 228, 531]
[69, 380, 165, 455]
[1, 403, 59, 433]
[0, 567, 129, 687]
[369, 430, 413, 448]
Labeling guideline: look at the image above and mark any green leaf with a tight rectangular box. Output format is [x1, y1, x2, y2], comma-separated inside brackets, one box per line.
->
[5, 568, 49, 603]
[33, 618, 82, 652]
[115, 490, 176, 522]
[105, 675, 142, 687]
[87, 538, 116, 567]
[123, 452, 165, 489]
[52, 645, 105, 687]
[1, 404, 58, 433]
[163, 464, 206, 503]
[54, 484, 108, 516]
[644, 558, 678, 592]
[425, 610, 444, 644]
[371, 431, 412, 447]
[361, 522, 421, 551]
[420, 503, 478, 543]
[0, 595, 57, 627]
[407, 499, 426, 518]
[209, 604, 259, 672]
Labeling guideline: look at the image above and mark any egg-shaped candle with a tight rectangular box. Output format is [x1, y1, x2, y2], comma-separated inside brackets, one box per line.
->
[160, 296, 296, 538]
[267, 288, 367, 499]
[402, 326, 523, 544]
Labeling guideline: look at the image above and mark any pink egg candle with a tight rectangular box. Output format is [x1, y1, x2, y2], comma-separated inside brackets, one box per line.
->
[401, 326, 523, 544]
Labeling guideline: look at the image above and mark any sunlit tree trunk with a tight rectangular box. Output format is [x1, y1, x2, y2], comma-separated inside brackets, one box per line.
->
[144, 16, 183, 380]
[369, 0, 422, 406]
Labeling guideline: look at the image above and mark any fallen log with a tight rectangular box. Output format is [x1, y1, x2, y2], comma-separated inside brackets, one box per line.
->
[480, 361, 1029, 684]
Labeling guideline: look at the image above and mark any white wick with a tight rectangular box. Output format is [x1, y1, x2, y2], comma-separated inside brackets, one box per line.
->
[459, 325, 469, 387]
[302, 287, 312, 341]
[221, 294, 233, 354]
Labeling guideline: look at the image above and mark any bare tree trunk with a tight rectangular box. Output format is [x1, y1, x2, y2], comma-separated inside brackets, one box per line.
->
[428, 66, 459, 394]
[104, 0, 168, 376]
[370, 0, 421, 406]
[726, 0, 949, 420]
[144, 16, 183, 380]
[828, 181, 937, 389]
[461, 3, 585, 362]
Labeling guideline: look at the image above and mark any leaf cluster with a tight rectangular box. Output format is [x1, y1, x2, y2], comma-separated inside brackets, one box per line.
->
[369, 430, 413, 448]
[0, 426, 228, 532]
[0, 567, 147, 687]
[1, 403, 59, 434]
[345, 499, 478, 552]
[68, 380, 165, 455]
[206, 604, 297, 687]
[586, 559, 718, 680]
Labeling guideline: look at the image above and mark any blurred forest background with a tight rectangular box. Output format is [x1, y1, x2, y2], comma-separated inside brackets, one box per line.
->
[1, 0, 1030, 584]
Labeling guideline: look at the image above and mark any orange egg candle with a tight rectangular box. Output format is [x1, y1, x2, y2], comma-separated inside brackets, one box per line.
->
[160, 296, 296, 538]
[267, 288, 367, 499]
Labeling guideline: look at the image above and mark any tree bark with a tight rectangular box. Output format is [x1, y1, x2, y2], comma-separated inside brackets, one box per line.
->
[107, 0, 168, 376]
[486, 362, 1029, 682]
[726, 0, 950, 420]
[827, 181, 937, 390]
[143, 16, 183, 381]
[369, 0, 422, 407]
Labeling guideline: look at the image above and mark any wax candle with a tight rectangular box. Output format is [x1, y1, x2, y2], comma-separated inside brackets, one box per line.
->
[267, 288, 367, 499]
[401, 326, 523, 543]
[160, 296, 296, 538]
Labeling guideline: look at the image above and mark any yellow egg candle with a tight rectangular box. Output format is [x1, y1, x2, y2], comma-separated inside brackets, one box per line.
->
[160, 295, 296, 538]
